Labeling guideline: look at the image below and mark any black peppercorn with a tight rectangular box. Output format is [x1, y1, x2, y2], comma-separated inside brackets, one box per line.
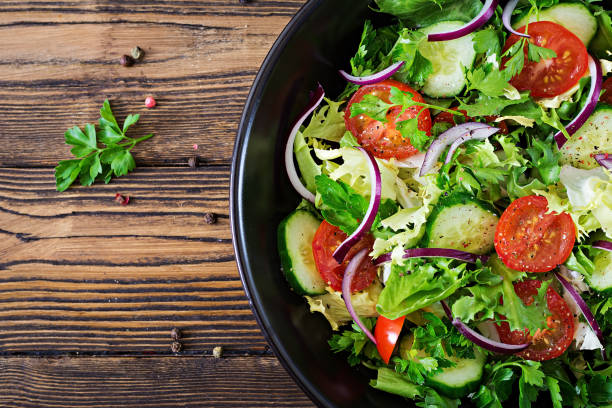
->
[171, 327, 182, 341]
[204, 212, 217, 225]
[171, 341, 182, 353]
[120, 55, 135, 67]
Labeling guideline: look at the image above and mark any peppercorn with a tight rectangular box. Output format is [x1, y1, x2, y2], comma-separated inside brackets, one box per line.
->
[171, 341, 182, 353]
[145, 96, 156, 109]
[120, 55, 135, 67]
[115, 193, 130, 206]
[204, 212, 217, 225]
[188, 156, 198, 168]
[131, 46, 145, 61]
[171, 327, 182, 341]
[212, 346, 223, 358]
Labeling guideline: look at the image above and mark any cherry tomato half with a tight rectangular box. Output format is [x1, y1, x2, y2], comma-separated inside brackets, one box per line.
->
[494, 195, 575, 273]
[345, 79, 432, 160]
[374, 315, 406, 364]
[496, 279, 575, 361]
[502, 21, 588, 99]
[433, 108, 509, 134]
[312, 220, 377, 293]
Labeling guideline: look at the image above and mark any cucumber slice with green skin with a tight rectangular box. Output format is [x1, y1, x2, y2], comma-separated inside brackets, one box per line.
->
[559, 104, 612, 170]
[589, 249, 612, 294]
[277, 210, 326, 295]
[513, 3, 598, 45]
[418, 21, 476, 98]
[423, 192, 499, 255]
[399, 335, 485, 398]
[589, 10, 612, 59]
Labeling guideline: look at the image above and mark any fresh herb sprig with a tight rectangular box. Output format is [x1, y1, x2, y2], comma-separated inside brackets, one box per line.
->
[55, 100, 153, 192]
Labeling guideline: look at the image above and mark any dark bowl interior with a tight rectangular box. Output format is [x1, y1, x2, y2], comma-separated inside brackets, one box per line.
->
[231, 1, 410, 406]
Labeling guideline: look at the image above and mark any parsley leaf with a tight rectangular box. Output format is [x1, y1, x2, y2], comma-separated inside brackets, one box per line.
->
[458, 94, 530, 117]
[502, 38, 526, 80]
[467, 65, 510, 97]
[54, 100, 153, 192]
[473, 27, 501, 58]
[397, 119, 428, 151]
[527, 41, 557, 62]
[329, 318, 379, 366]
[349, 94, 393, 123]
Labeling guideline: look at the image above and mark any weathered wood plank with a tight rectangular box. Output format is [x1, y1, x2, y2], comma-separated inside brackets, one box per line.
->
[0, 167, 274, 353]
[0, 356, 315, 407]
[0, 1, 306, 167]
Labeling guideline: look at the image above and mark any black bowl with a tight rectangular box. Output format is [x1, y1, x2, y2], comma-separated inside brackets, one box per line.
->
[230, 1, 409, 407]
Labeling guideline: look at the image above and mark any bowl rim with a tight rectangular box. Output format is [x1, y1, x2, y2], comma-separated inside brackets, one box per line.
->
[230, 0, 329, 406]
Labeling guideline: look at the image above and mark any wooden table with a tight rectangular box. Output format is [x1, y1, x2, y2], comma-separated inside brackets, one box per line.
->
[0, 1, 315, 406]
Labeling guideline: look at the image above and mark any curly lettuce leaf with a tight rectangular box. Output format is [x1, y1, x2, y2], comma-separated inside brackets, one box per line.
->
[377, 258, 476, 320]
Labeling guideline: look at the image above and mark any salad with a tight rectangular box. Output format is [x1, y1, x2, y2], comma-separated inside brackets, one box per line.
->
[277, 0, 612, 406]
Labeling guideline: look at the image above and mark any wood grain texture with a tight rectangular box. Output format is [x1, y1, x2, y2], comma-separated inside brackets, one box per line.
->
[0, 0, 305, 167]
[0, 356, 316, 407]
[0, 167, 271, 353]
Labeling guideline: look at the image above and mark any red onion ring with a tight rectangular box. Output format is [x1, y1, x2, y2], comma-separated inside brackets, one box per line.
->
[593, 240, 612, 252]
[554, 271, 606, 359]
[419, 122, 492, 176]
[339, 61, 405, 86]
[373, 248, 489, 266]
[594, 154, 612, 170]
[427, 0, 498, 42]
[333, 147, 382, 263]
[342, 248, 377, 345]
[284, 84, 325, 203]
[441, 301, 530, 354]
[444, 126, 500, 164]
[502, 0, 530, 38]
[555, 56, 603, 148]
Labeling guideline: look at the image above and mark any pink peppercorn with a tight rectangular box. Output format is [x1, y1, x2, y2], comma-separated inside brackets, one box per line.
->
[145, 96, 156, 108]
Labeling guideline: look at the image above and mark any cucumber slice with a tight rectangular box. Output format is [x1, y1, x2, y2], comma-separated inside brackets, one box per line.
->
[277, 210, 326, 295]
[589, 9, 612, 59]
[559, 104, 612, 170]
[424, 192, 499, 255]
[418, 21, 476, 98]
[513, 3, 598, 45]
[399, 335, 485, 398]
[589, 249, 612, 294]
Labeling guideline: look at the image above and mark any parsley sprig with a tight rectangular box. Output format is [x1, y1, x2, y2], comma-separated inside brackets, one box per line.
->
[349, 86, 464, 152]
[54, 100, 153, 192]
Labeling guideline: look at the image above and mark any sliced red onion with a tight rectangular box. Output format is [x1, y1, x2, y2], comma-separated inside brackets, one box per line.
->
[555, 56, 603, 148]
[373, 248, 489, 266]
[339, 61, 405, 86]
[441, 301, 529, 354]
[419, 122, 491, 176]
[595, 154, 612, 170]
[554, 271, 605, 359]
[332, 147, 381, 263]
[593, 240, 612, 252]
[284, 84, 325, 203]
[502, 0, 530, 38]
[427, 0, 498, 42]
[444, 126, 500, 164]
[343, 248, 377, 344]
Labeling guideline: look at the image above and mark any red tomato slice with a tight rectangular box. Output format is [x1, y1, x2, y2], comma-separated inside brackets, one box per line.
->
[502, 21, 588, 99]
[311, 220, 377, 293]
[601, 77, 612, 105]
[496, 279, 575, 361]
[433, 108, 509, 134]
[374, 315, 406, 364]
[345, 79, 432, 160]
[494, 195, 575, 273]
